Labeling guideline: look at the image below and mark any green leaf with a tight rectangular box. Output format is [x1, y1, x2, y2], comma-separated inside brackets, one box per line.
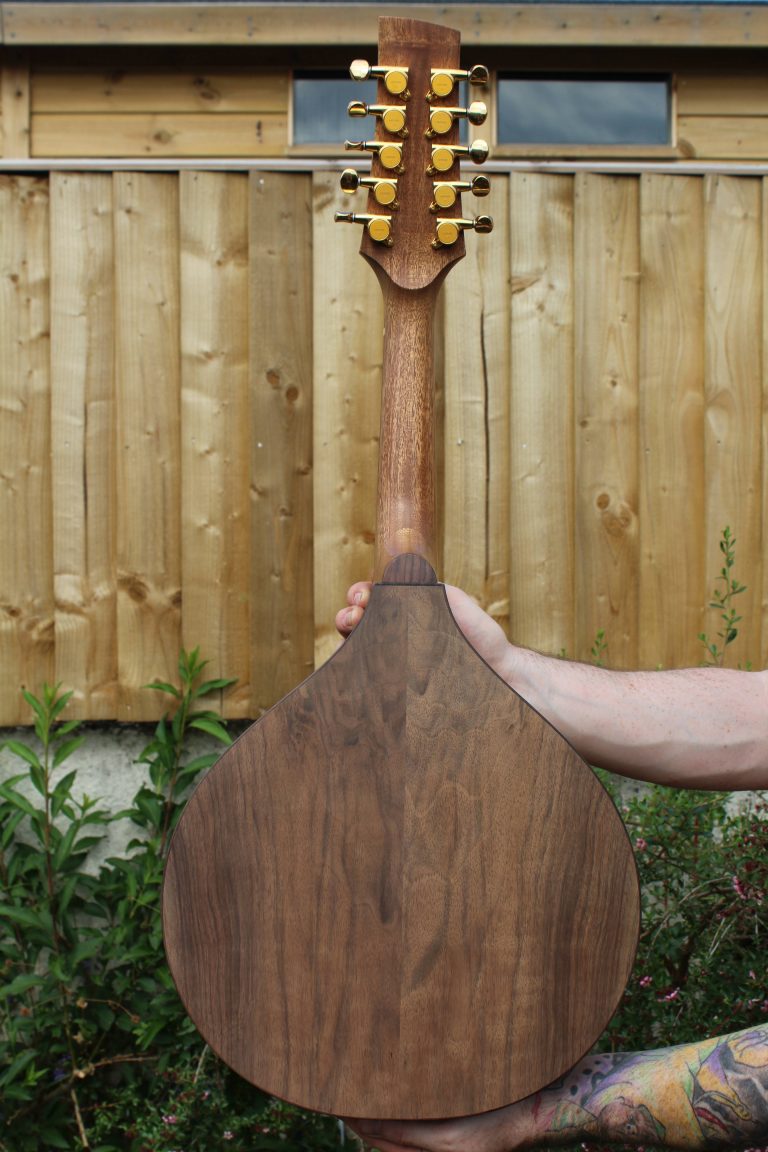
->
[0, 904, 51, 931]
[189, 717, 231, 745]
[52, 736, 85, 770]
[5, 740, 41, 771]
[0, 973, 44, 999]
[0, 783, 37, 817]
[144, 680, 181, 698]
[0, 1048, 36, 1087]
[194, 676, 238, 698]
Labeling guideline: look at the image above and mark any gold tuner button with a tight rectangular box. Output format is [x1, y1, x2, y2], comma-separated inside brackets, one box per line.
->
[431, 173, 491, 210]
[345, 139, 403, 171]
[428, 101, 488, 136]
[347, 101, 408, 136]
[428, 65, 490, 99]
[428, 139, 489, 173]
[339, 168, 398, 207]
[334, 211, 393, 245]
[349, 59, 410, 98]
[433, 214, 494, 247]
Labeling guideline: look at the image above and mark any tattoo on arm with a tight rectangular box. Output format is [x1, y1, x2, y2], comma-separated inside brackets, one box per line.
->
[536, 1025, 768, 1149]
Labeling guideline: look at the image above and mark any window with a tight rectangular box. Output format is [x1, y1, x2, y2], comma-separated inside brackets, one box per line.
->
[292, 71, 470, 147]
[292, 71, 375, 146]
[497, 74, 670, 147]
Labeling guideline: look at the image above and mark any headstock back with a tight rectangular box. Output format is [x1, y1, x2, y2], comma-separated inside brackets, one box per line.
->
[343, 19, 492, 292]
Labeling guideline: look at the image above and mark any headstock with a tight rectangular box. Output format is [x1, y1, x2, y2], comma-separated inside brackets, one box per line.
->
[334, 18, 492, 292]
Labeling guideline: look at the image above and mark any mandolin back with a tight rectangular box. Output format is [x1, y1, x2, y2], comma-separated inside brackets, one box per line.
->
[163, 575, 639, 1119]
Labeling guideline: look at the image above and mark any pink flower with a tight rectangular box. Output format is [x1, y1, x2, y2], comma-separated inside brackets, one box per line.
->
[639, 975, 653, 988]
[663, 988, 680, 1002]
[162, 1114, 178, 1125]
[635, 837, 648, 851]
[733, 875, 748, 899]
[223, 1133, 234, 1142]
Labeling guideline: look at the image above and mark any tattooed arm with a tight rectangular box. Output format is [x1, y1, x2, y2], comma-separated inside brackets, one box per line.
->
[347, 1025, 768, 1152]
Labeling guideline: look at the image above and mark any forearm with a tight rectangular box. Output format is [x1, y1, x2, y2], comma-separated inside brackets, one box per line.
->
[502, 647, 768, 790]
[517, 1024, 768, 1150]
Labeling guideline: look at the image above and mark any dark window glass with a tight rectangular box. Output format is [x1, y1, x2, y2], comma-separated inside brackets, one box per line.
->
[497, 75, 670, 146]
[293, 71, 376, 145]
[292, 72, 470, 145]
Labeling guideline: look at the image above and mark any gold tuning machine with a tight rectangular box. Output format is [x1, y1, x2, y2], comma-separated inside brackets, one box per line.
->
[431, 174, 491, 210]
[427, 101, 487, 136]
[428, 140, 489, 173]
[427, 65, 489, 100]
[433, 215, 493, 247]
[340, 167, 398, 207]
[334, 211, 393, 245]
[345, 139, 404, 172]
[349, 59, 410, 98]
[347, 101, 408, 136]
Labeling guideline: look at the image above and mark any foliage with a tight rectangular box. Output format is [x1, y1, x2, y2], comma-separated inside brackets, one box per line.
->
[1, 527, 767, 1148]
[597, 527, 768, 1051]
[0, 652, 344, 1150]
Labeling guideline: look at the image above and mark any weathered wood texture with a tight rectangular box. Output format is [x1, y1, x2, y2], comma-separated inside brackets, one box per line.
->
[2, 168, 768, 723]
[4, 56, 768, 161]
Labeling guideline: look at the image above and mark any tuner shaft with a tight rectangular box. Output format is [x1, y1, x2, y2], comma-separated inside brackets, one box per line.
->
[349, 59, 410, 98]
[427, 102, 487, 136]
[334, 211, 393, 245]
[345, 139, 404, 171]
[340, 168, 399, 207]
[428, 64, 489, 99]
[433, 214, 493, 247]
[428, 140, 489, 173]
[348, 101, 408, 136]
[431, 174, 491, 209]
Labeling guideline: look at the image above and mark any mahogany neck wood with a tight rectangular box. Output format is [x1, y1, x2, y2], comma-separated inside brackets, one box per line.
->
[372, 276, 443, 582]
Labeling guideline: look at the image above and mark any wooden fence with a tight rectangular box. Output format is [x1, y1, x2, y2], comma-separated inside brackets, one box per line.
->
[0, 167, 766, 724]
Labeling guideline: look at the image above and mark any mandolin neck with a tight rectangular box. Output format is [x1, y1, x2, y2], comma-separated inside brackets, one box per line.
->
[373, 278, 440, 582]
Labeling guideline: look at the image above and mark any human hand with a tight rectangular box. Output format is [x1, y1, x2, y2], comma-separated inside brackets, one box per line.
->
[335, 582, 513, 684]
[344, 1100, 533, 1152]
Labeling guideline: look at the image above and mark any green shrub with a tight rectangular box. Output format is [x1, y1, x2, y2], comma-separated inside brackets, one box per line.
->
[1, 529, 766, 1149]
[0, 653, 343, 1150]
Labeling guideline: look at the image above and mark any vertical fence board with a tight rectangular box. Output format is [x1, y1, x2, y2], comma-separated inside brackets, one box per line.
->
[639, 175, 706, 670]
[250, 171, 314, 711]
[0, 52, 30, 159]
[575, 173, 640, 667]
[179, 171, 251, 717]
[50, 173, 116, 718]
[114, 172, 181, 719]
[443, 176, 510, 622]
[508, 173, 575, 656]
[703, 174, 763, 670]
[0, 176, 51, 724]
[312, 172, 382, 666]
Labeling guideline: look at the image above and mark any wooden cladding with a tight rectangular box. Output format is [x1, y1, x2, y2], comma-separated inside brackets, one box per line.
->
[2, 59, 768, 160]
[0, 168, 767, 725]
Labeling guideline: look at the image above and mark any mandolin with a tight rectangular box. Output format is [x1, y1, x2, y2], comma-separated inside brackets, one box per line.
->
[163, 16, 640, 1121]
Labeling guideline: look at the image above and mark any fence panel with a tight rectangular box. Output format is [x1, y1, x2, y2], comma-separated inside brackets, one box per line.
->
[0, 167, 766, 723]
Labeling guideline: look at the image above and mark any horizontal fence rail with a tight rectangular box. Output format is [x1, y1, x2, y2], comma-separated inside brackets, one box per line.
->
[0, 167, 766, 723]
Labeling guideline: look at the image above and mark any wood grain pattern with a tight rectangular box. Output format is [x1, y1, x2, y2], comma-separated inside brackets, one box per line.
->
[50, 172, 117, 719]
[508, 172, 575, 657]
[0, 50, 30, 158]
[32, 111, 287, 158]
[164, 582, 639, 1118]
[703, 174, 762, 671]
[32, 68, 289, 113]
[5, 3, 767, 49]
[312, 171, 382, 666]
[0, 176, 51, 724]
[250, 171, 314, 712]
[114, 172, 181, 719]
[638, 174, 706, 669]
[180, 171, 250, 717]
[575, 173, 640, 666]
